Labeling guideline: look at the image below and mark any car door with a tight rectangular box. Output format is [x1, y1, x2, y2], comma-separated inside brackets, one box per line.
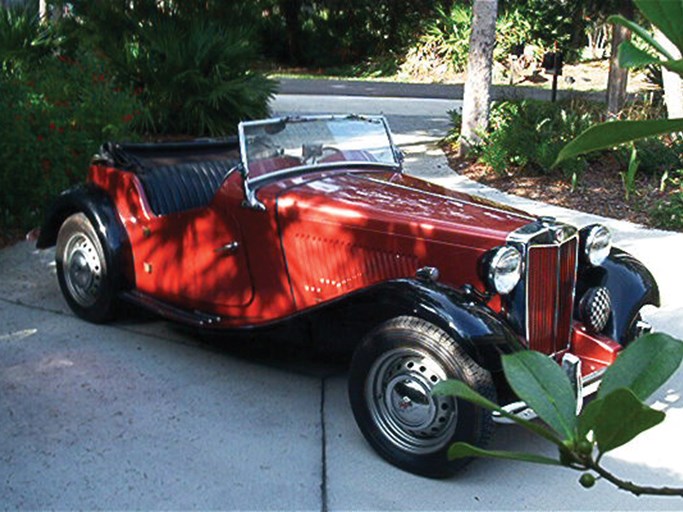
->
[186, 204, 254, 308]
[130, 175, 254, 310]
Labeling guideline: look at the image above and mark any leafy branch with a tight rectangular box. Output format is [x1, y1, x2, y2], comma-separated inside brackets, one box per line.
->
[433, 333, 683, 497]
[553, 0, 683, 166]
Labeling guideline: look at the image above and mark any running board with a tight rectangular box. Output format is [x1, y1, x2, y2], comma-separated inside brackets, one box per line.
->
[120, 290, 222, 328]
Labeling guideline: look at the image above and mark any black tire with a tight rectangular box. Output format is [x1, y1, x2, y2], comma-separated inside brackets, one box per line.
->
[348, 316, 495, 478]
[56, 212, 116, 323]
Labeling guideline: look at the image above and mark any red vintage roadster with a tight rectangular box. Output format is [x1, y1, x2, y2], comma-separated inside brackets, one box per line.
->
[37, 115, 659, 477]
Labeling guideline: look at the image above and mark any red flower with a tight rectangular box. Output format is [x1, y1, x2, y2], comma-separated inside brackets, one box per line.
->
[37, 135, 44, 142]
[49, 122, 56, 131]
[122, 113, 134, 123]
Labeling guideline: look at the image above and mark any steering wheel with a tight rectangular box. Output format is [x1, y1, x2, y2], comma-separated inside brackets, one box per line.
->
[321, 146, 343, 158]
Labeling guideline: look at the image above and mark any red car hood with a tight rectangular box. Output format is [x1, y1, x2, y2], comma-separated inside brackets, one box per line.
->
[275, 171, 534, 244]
[270, 170, 535, 308]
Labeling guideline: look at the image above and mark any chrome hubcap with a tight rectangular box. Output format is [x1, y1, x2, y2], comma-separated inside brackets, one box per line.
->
[366, 349, 457, 454]
[64, 233, 102, 307]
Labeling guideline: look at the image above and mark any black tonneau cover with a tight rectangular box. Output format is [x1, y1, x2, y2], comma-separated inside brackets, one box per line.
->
[96, 137, 240, 172]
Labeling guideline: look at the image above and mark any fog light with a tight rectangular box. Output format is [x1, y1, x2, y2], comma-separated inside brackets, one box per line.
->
[579, 287, 612, 333]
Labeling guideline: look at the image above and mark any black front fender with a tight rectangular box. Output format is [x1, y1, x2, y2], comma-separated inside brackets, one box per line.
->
[312, 279, 523, 372]
[577, 247, 660, 344]
[36, 183, 133, 289]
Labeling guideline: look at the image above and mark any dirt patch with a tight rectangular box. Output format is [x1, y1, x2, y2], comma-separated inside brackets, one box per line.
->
[442, 144, 668, 229]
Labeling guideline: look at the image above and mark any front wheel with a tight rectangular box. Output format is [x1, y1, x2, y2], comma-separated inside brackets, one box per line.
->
[56, 212, 117, 323]
[348, 316, 496, 478]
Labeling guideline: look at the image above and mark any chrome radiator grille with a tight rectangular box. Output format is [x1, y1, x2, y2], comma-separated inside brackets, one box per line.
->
[525, 237, 578, 354]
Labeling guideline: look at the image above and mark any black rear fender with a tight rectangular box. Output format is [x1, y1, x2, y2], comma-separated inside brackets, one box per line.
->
[36, 183, 133, 289]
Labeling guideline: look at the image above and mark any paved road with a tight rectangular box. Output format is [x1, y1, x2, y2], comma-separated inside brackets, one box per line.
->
[2, 83, 682, 510]
[277, 77, 606, 102]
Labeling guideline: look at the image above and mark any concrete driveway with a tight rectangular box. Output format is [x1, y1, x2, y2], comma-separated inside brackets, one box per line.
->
[1, 86, 682, 510]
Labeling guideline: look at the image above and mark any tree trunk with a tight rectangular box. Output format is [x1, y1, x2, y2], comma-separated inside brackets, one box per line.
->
[606, 1, 634, 116]
[655, 30, 683, 119]
[459, 0, 498, 157]
[606, 25, 631, 115]
[39, 0, 47, 20]
[280, 0, 303, 66]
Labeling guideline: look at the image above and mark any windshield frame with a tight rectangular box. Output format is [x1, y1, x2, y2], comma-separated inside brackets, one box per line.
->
[238, 114, 403, 185]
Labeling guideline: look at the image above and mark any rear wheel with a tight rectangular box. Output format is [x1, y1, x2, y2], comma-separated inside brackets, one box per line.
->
[56, 213, 116, 323]
[348, 316, 495, 478]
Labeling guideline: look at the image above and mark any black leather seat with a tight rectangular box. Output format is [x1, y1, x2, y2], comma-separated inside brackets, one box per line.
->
[136, 159, 237, 216]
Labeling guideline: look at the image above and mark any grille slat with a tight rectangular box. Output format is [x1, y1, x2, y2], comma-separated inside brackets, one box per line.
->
[557, 239, 578, 348]
[526, 237, 577, 354]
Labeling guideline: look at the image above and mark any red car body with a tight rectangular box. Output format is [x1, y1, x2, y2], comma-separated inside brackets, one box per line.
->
[37, 115, 659, 477]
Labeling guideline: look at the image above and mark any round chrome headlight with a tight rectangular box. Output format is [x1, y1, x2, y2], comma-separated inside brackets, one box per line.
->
[485, 246, 522, 295]
[582, 224, 612, 266]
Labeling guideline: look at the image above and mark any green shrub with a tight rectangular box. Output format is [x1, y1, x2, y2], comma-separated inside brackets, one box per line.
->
[500, 0, 593, 63]
[652, 192, 683, 231]
[258, 0, 437, 68]
[400, 4, 550, 80]
[492, 7, 538, 64]
[476, 99, 602, 178]
[61, 1, 276, 136]
[633, 138, 683, 176]
[0, 2, 58, 74]
[652, 167, 683, 230]
[0, 53, 143, 230]
[120, 18, 276, 137]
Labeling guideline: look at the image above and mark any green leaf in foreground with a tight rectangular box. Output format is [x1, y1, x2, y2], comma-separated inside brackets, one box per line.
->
[617, 40, 661, 69]
[448, 442, 561, 466]
[633, 0, 683, 55]
[608, 14, 675, 61]
[432, 380, 562, 445]
[502, 351, 577, 441]
[577, 397, 603, 439]
[554, 118, 683, 166]
[592, 388, 665, 453]
[662, 59, 683, 76]
[598, 333, 683, 401]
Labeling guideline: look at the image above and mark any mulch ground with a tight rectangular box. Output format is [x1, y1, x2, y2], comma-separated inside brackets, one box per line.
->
[442, 144, 668, 229]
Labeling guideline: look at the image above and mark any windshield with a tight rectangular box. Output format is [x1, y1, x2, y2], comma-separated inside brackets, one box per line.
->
[239, 115, 400, 180]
